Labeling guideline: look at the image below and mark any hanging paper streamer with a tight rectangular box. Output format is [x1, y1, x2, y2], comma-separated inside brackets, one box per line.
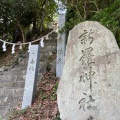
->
[19, 44, 22, 50]
[28, 42, 31, 52]
[11, 44, 15, 54]
[40, 38, 44, 48]
[2, 42, 7, 51]
[46, 35, 49, 40]
[0, 27, 56, 54]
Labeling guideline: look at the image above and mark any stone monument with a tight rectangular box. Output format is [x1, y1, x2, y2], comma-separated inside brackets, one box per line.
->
[56, 1, 66, 78]
[57, 21, 120, 120]
[22, 44, 40, 109]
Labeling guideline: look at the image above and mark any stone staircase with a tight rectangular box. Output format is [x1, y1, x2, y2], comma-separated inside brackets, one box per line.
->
[0, 33, 57, 120]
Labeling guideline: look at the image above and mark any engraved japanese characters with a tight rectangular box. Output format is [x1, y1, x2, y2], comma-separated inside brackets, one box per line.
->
[57, 21, 120, 120]
[78, 29, 96, 111]
[56, 13, 66, 77]
[22, 45, 40, 109]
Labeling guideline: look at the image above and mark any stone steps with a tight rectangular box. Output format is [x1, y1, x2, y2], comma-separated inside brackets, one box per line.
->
[0, 32, 57, 119]
[0, 88, 24, 97]
[0, 96, 22, 106]
[0, 81, 25, 89]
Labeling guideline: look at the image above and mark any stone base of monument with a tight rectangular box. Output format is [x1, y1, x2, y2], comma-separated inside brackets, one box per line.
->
[57, 21, 120, 120]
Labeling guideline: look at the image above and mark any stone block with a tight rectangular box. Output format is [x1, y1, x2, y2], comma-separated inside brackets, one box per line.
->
[57, 21, 120, 120]
[22, 45, 40, 109]
[56, 14, 66, 78]
[16, 74, 26, 81]
[0, 96, 22, 106]
[0, 106, 10, 119]
[0, 75, 17, 82]
[10, 68, 19, 75]
[0, 88, 24, 97]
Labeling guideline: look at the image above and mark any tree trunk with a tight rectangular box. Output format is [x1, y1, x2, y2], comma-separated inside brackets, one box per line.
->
[39, 12, 45, 32]
[39, 0, 47, 32]
[21, 31, 25, 43]
[32, 17, 36, 34]
[17, 21, 26, 48]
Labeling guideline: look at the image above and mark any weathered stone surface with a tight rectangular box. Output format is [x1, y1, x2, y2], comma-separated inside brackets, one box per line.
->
[0, 88, 24, 96]
[50, 59, 56, 72]
[39, 61, 47, 74]
[0, 68, 4, 75]
[0, 32, 57, 119]
[56, 14, 66, 78]
[0, 75, 17, 82]
[46, 46, 57, 52]
[16, 75, 25, 81]
[0, 96, 22, 106]
[0, 106, 10, 118]
[10, 68, 19, 75]
[18, 58, 23, 63]
[1, 66, 8, 71]
[57, 21, 120, 120]
[0, 81, 24, 89]
[18, 60, 28, 67]
[22, 45, 40, 109]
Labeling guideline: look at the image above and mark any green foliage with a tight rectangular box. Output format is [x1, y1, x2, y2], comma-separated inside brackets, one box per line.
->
[64, 0, 120, 47]
[0, 115, 2, 120]
[65, 9, 81, 32]
[50, 94, 57, 100]
[54, 113, 61, 120]
[9, 108, 27, 120]
[0, 0, 57, 43]
[53, 81, 59, 91]
[15, 109, 27, 115]
[46, 63, 51, 72]
[90, 0, 120, 45]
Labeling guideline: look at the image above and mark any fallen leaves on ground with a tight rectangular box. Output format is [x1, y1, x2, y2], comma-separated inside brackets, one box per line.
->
[9, 72, 60, 120]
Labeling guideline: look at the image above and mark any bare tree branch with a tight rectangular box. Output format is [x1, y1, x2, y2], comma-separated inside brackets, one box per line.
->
[65, 3, 84, 21]
[90, 0, 100, 11]
[83, 0, 87, 20]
